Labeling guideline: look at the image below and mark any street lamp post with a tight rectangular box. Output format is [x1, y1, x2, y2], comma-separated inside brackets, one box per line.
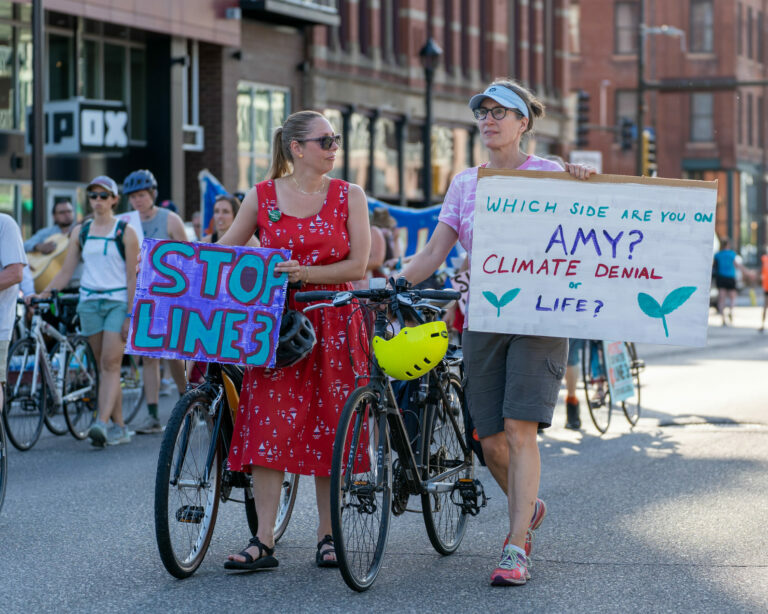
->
[419, 38, 442, 206]
[32, 0, 45, 231]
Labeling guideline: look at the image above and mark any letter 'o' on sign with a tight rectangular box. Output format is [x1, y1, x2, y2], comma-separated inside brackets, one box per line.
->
[81, 109, 104, 146]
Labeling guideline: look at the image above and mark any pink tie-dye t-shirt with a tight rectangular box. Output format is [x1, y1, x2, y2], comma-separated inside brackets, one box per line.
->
[438, 155, 563, 255]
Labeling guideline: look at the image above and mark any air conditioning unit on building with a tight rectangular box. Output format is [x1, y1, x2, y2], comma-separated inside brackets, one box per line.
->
[182, 124, 204, 152]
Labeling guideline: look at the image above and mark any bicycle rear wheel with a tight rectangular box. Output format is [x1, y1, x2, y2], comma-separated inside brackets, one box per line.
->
[3, 338, 44, 451]
[42, 343, 69, 436]
[274, 473, 299, 542]
[582, 341, 612, 434]
[0, 419, 7, 513]
[621, 342, 642, 426]
[63, 338, 99, 440]
[331, 386, 392, 592]
[155, 388, 221, 578]
[121, 354, 144, 425]
[422, 373, 472, 555]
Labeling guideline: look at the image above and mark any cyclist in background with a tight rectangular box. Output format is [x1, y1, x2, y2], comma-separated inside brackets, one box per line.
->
[0, 213, 26, 417]
[123, 169, 188, 434]
[400, 79, 595, 586]
[34, 176, 139, 447]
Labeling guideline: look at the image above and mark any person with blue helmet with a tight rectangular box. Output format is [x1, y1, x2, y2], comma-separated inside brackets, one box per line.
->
[123, 169, 188, 434]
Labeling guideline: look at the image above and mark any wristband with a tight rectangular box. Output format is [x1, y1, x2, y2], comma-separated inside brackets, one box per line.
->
[125, 313, 132, 319]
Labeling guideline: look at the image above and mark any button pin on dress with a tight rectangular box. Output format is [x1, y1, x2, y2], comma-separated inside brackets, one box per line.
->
[268, 208, 282, 222]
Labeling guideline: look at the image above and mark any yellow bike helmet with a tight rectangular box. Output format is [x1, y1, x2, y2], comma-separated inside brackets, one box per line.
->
[372, 321, 449, 381]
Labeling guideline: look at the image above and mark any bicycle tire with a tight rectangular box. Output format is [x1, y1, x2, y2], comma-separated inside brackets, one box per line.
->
[155, 388, 222, 579]
[331, 386, 392, 592]
[121, 355, 144, 425]
[582, 341, 612, 434]
[621, 342, 642, 426]
[0, 419, 7, 514]
[63, 338, 99, 440]
[42, 342, 70, 436]
[421, 373, 472, 555]
[274, 473, 299, 542]
[3, 338, 44, 451]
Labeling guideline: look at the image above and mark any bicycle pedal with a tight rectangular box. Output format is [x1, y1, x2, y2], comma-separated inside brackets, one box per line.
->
[450, 478, 488, 516]
[176, 505, 205, 524]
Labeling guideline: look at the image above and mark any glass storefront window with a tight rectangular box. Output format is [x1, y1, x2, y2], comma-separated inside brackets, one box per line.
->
[82, 39, 99, 99]
[0, 24, 13, 131]
[130, 47, 146, 140]
[431, 125, 454, 198]
[17, 28, 31, 132]
[0, 3, 11, 20]
[236, 82, 289, 192]
[372, 116, 398, 197]
[404, 124, 424, 202]
[324, 108, 344, 179]
[48, 33, 73, 100]
[0, 182, 13, 215]
[103, 43, 125, 102]
[348, 112, 370, 189]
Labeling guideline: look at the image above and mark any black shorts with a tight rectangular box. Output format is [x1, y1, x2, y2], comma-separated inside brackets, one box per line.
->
[716, 276, 736, 290]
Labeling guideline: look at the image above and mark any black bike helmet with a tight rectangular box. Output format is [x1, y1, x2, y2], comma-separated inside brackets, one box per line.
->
[275, 309, 316, 368]
[123, 169, 158, 195]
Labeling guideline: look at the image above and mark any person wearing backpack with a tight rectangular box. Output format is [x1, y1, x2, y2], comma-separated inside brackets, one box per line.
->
[122, 169, 188, 434]
[34, 175, 139, 447]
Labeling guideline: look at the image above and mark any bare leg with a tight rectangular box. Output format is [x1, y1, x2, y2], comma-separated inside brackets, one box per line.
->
[717, 288, 726, 323]
[166, 359, 186, 394]
[315, 476, 335, 561]
[565, 364, 578, 398]
[504, 418, 541, 551]
[227, 466, 283, 562]
[91, 331, 125, 425]
[479, 431, 509, 495]
[761, 300, 767, 331]
[143, 356, 160, 405]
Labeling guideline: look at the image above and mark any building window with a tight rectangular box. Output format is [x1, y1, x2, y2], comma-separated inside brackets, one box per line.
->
[130, 48, 146, 141]
[103, 43, 126, 102]
[348, 112, 370, 188]
[758, 97, 764, 148]
[236, 83, 289, 192]
[690, 93, 713, 142]
[747, 93, 753, 146]
[614, 2, 639, 55]
[690, 0, 714, 53]
[443, 0, 453, 72]
[48, 33, 74, 100]
[358, 0, 369, 56]
[461, 1, 470, 76]
[372, 116, 399, 198]
[324, 108, 344, 179]
[758, 12, 764, 63]
[747, 7, 754, 59]
[568, 3, 580, 56]
[737, 3, 743, 56]
[404, 123, 424, 201]
[615, 90, 637, 140]
[737, 94, 743, 144]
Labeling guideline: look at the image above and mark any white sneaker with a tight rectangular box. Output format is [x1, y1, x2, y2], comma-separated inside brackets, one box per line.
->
[87, 421, 108, 448]
[106, 425, 132, 446]
[135, 415, 163, 434]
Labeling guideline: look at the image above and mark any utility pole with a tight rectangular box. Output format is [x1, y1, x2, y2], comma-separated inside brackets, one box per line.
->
[32, 0, 45, 231]
[635, 0, 645, 176]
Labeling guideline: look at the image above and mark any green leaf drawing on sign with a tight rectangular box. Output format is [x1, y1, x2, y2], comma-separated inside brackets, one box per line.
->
[637, 286, 696, 337]
[484, 288, 520, 317]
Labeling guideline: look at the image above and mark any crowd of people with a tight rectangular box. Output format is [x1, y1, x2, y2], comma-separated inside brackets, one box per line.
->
[2, 78, 767, 588]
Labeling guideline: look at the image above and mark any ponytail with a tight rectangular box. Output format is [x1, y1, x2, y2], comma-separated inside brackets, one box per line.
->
[268, 127, 291, 179]
[268, 110, 327, 180]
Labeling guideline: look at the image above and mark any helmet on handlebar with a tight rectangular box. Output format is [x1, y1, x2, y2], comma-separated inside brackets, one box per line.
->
[372, 321, 449, 381]
[275, 309, 316, 368]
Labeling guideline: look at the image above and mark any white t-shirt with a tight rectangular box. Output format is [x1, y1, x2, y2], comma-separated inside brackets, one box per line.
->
[0, 213, 27, 340]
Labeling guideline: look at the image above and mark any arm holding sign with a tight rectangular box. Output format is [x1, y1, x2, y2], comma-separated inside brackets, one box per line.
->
[121, 225, 139, 341]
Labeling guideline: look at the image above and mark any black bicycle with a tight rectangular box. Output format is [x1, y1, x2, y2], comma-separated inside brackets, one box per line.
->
[0, 409, 6, 514]
[154, 361, 298, 578]
[295, 280, 484, 592]
[582, 340, 644, 434]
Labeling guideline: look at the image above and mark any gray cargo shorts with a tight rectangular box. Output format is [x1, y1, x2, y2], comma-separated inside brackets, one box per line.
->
[462, 331, 567, 436]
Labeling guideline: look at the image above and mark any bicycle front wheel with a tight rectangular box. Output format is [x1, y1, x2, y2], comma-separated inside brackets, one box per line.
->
[42, 343, 69, 436]
[3, 338, 44, 451]
[621, 342, 642, 426]
[582, 341, 612, 434]
[422, 373, 472, 555]
[0, 419, 7, 514]
[155, 388, 221, 579]
[62, 338, 99, 440]
[331, 386, 392, 592]
[121, 354, 144, 425]
[274, 473, 299, 542]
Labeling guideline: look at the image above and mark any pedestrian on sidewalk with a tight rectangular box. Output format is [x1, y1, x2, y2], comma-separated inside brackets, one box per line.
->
[123, 169, 188, 434]
[400, 79, 595, 586]
[0, 213, 26, 418]
[713, 238, 752, 326]
[34, 176, 139, 447]
[218, 110, 371, 572]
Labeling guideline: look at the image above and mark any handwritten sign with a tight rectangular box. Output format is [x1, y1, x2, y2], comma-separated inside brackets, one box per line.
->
[604, 341, 634, 402]
[467, 170, 717, 346]
[127, 240, 290, 367]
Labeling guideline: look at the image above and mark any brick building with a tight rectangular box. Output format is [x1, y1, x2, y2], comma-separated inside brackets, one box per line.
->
[572, 0, 768, 263]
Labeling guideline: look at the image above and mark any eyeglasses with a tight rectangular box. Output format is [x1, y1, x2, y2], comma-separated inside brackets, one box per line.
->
[472, 107, 523, 121]
[298, 134, 343, 150]
[87, 192, 112, 200]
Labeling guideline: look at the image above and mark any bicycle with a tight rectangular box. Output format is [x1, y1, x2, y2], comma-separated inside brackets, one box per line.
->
[154, 361, 299, 579]
[582, 340, 644, 434]
[120, 354, 144, 425]
[295, 280, 484, 591]
[0, 410, 6, 514]
[3, 295, 98, 450]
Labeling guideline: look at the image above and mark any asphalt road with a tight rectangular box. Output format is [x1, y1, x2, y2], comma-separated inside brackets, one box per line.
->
[1, 307, 766, 613]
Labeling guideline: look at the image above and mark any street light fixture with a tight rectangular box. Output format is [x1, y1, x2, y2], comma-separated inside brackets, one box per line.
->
[419, 37, 442, 206]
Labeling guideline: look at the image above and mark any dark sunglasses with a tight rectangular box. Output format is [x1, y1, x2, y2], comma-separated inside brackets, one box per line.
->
[298, 134, 343, 150]
[87, 191, 112, 200]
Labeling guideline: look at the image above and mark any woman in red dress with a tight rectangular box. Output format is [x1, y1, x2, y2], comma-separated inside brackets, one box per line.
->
[217, 111, 371, 572]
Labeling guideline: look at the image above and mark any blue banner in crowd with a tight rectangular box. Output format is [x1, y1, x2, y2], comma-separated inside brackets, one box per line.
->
[197, 170, 463, 268]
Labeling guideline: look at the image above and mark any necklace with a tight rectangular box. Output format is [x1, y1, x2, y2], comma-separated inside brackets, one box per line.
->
[291, 175, 327, 196]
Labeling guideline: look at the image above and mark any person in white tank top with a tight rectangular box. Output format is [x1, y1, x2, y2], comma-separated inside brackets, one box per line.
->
[34, 175, 140, 448]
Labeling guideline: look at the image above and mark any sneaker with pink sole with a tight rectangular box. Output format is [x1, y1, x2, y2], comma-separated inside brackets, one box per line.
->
[490, 545, 530, 586]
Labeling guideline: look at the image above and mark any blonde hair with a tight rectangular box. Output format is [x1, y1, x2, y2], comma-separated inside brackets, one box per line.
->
[268, 110, 327, 179]
[488, 78, 545, 134]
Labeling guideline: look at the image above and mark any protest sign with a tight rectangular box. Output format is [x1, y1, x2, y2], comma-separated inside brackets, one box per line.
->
[126, 239, 290, 367]
[467, 170, 717, 346]
[603, 341, 635, 402]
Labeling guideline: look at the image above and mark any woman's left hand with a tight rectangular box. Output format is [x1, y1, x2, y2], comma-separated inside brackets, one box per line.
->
[276, 259, 304, 284]
[564, 163, 597, 180]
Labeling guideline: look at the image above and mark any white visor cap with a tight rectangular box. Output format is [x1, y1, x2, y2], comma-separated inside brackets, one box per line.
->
[468, 85, 530, 118]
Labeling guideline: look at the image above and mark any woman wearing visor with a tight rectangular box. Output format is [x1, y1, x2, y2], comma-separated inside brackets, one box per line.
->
[401, 80, 595, 586]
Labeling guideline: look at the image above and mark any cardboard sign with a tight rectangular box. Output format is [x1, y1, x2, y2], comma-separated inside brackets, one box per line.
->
[126, 239, 290, 367]
[468, 170, 717, 346]
[603, 341, 635, 402]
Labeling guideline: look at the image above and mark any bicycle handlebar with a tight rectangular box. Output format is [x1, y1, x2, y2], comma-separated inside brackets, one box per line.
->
[295, 287, 460, 303]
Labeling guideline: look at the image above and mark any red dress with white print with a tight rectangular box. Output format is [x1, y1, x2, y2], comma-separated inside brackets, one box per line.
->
[227, 178, 369, 477]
